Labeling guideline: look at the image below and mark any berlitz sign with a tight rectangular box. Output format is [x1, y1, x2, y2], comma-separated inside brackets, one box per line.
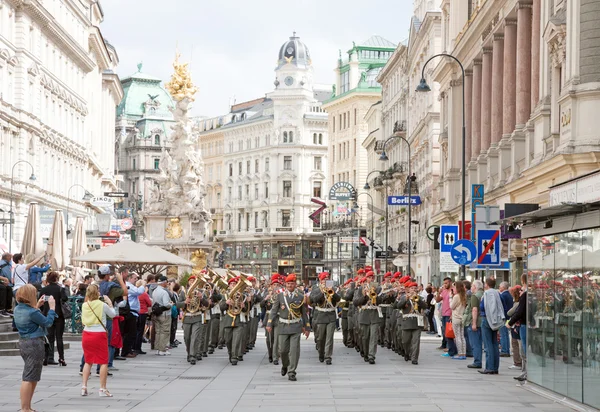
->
[328, 182, 357, 200]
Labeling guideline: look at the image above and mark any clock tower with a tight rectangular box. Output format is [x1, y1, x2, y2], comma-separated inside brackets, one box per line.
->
[272, 33, 314, 93]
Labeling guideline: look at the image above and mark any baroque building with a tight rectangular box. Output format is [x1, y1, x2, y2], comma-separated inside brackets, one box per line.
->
[114, 64, 175, 238]
[200, 34, 329, 281]
[0, 0, 122, 248]
[322, 35, 396, 280]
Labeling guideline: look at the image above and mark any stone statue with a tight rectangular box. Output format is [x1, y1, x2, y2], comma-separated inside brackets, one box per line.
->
[360, 71, 367, 84]
[331, 84, 336, 98]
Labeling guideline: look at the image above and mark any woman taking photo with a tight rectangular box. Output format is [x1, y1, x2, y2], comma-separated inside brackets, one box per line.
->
[450, 281, 468, 360]
[81, 284, 115, 397]
[39, 271, 68, 366]
[13, 284, 57, 412]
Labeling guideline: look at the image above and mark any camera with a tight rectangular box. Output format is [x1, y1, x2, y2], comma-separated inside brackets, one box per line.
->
[43, 295, 50, 302]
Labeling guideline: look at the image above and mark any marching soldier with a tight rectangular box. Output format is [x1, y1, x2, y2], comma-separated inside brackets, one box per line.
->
[248, 276, 262, 350]
[266, 273, 310, 382]
[220, 276, 251, 366]
[182, 276, 209, 365]
[310, 272, 341, 364]
[379, 272, 394, 347]
[340, 279, 354, 347]
[396, 281, 427, 364]
[262, 275, 282, 363]
[207, 281, 222, 354]
[353, 271, 384, 364]
[394, 276, 411, 357]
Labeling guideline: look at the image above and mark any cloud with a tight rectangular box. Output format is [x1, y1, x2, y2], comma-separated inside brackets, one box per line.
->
[99, 0, 413, 116]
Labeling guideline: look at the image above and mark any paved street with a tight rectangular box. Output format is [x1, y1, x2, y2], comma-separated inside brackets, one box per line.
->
[0, 330, 576, 412]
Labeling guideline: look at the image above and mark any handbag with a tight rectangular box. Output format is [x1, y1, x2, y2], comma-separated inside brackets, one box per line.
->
[445, 321, 455, 339]
[62, 301, 72, 319]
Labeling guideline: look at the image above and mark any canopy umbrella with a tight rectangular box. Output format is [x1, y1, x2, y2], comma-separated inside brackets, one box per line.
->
[72, 241, 193, 276]
[21, 202, 44, 256]
[46, 209, 68, 271]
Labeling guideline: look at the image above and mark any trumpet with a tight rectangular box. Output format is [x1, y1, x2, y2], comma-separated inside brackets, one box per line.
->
[369, 287, 378, 305]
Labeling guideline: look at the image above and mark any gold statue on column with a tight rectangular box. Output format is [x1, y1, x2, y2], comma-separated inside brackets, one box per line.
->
[165, 52, 198, 102]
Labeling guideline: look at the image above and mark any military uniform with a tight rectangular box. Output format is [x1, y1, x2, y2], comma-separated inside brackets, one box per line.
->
[309, 276, 341, 364]
[343, 281, 356, 348]
[182, 284, 209, 365]
[397, 287, 426, 364]
[268, 279, 310, 381]
[220, 277, 251, 366]
[207, 288, 222, 354]
[353, 277, 384, 364]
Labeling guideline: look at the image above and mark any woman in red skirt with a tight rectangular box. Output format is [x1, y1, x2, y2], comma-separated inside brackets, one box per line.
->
[80, 284, 116, 397]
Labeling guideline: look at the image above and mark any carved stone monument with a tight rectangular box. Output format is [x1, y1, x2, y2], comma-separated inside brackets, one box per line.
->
[142, 53, 212, 269]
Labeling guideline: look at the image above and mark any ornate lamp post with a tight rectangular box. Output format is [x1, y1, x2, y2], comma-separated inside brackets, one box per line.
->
[416, 53, 467, 279]
[66, 184, 93, 235]
[9, 161, 36, 253]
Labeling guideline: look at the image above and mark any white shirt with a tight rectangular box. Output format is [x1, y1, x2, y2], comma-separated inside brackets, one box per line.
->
[12, 264, 29, 291]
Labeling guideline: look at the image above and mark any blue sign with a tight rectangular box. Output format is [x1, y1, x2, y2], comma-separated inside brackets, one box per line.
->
[477, 229, 501, 266]
[387, 196, 422, 205]
[440, 225, 459, 253]
[471, 184, 484, 240]
[451, 239, 477, 265]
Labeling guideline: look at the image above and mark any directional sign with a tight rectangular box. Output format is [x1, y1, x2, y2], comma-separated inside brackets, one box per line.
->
[440, 225, 459, 253]
[451, 239, 477, 266]
[104, 192, 129, 198]
[309, 198, 326, 225]
[387, 196, 422, 205]
[477, 229, 501, 265]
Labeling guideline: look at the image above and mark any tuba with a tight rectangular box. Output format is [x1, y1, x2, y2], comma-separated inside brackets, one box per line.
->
[227, 274, 252, 324]
[185, 275, 205, 314]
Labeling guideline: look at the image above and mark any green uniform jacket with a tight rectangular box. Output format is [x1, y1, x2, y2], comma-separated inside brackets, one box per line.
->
[396, 295, 427, 330]
[310, 286, 341, 324]
[269, 290, 310, 335]
[353, 286, 384, 325]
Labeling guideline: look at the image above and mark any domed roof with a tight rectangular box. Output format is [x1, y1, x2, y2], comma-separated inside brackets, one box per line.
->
[277, 33, 311, 69]
[117, 64, 174, 119]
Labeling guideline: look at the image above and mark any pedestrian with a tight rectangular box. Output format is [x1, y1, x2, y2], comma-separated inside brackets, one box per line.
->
[498, 281, 513, 357]
[12, 253, 45, 292]
[14, 284, 57, 412]
[478, 278, 505, 375]
[436, 277, 456, 356]
[466, 280, 484, 369]
[0, 252, 14, 317]
[134, 279, 152, 354]
[80, 284, 115, 397]
[152, 275, 173, 356]
[507, 285, 523, 370]
[39, 271, 68, 366]
[450, 280, 467, 360]
[508, 274, 528, 382]
[425, 286, 436, 334]
[266, 273, 310, 381]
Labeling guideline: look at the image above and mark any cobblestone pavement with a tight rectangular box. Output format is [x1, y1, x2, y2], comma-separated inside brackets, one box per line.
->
[0, 330, 578, 412]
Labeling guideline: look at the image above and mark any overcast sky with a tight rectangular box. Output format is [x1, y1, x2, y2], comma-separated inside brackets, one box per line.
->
[100, 0, 413, 117]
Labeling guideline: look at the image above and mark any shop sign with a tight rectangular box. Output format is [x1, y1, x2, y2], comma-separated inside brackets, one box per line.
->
[277, 260, 294, 266]
[328, 181, 357, 200]
[90, 196, 115, 208]
[549, 171, 600, 206]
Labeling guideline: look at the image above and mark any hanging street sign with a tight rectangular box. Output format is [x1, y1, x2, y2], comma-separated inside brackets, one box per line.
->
[387, 195, 422, 205]
[309, 198, 326, 226]
[471, 184, 484, 240]
[328, 182, 357, 200]
[104, 192, 129, 198]
[439, 224, 459, 273]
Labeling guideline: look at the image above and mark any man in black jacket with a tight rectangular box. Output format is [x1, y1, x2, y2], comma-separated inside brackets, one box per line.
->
[508, 273, 528, 382]
[40, 271, 68, 366]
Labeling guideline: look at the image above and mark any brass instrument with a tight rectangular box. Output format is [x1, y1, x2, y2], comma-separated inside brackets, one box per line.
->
[226, 274, 253, 325]
[185, 275, 205, 314]
[411, 293, 420, 313]
[369, 287, 378, 306]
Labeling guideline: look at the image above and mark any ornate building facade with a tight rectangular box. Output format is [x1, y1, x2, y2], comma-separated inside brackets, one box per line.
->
[322, 35, 396, 280]
[201, 34, 329, 281]
[0, 0, 122, 249]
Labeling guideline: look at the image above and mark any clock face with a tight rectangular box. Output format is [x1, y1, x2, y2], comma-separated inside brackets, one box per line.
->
[286, 46, 294, 55]
[284, 76, 294, 86]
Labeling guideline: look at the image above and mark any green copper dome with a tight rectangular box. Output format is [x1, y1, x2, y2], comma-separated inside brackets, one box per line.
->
[117, 64, 174, 119]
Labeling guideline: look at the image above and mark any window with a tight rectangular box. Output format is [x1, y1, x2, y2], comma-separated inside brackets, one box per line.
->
[265, 182, 269, 198]
[255, 184, 259, 200]
[333, 149, 335, 162]
[229, 164, 233, 177]
[254, 212, 259, 228]
[238, 162, 242, 175]
[341, 70, 350, 94]
[238, 140, 243, 151]
[289, 131, 293, 142]
[283, 131, 288, 142]
[265, 158, 270, 171]
[238, 213, 242, 230]
[314, 156, 322, 170]
[343, 113, 346, 129]
[354, 108, 357, 125]
[281, 210, 291, 227]
[265, 135, 270, 146]
[284, 156, 292, 170]
[132, 158, 136, 170]
[333, 117, 335, 133]
[255, 159, 259, 173]
[154, 158, 159, 170]
[313, 133, 317, 144]
[319, 133, 323, 144]
[132, 179, 136, 196]
[154, 134, 160, 145]
[237, 186, 242, 200]
[255, 136, 259, 148]
[246, 213, 250, 231]
[313, 181, 322, 198]
[228, 187, 232, 202]
[245, 184, 249, 199]
[264, 211, 269, 228]
[283, 181, 292, 197]
[246, 160, 250, 174]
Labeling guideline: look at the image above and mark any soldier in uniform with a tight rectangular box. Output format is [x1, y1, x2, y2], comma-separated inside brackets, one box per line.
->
[340, 279, 353, 347]
[310, 272, 341, 364]
[262, 275, 282, 363]
[248, 276, 262, 350]
[207, 280, 223, 355]
[182, 276, 209, 365]
[396, 281, 426, 364]
[267, 274, 310, 381]
[394, 276, 410, 356]
[220, 276, 251, 366]
[379, 272, 394, 348]
[353, 271, 384, 364]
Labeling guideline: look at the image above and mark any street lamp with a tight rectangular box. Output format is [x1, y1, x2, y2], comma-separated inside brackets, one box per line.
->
[66, 184, 94, 235]
[380, 135, 413, 279]
[356, 192, 375, 269]
[416, 53, 466, 280]
[364, 170, 387, 273]
[9, 161, 36, 253]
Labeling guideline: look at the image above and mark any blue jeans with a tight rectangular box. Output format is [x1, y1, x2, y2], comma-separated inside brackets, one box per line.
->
[499, 325, 510, 355]
[441, 316, 457, 355]
[519, 324, 526, 356]
[464, 326, 473, 357]
[467, 327, 482, 367]
[481, 317, 499, 372]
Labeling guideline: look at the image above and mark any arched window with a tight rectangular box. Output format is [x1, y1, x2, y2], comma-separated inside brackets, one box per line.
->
[289, 131, 294, 142]
[313, 133, 317, 144]
[283, 131, 288, 143]
[154, 134, 160, 145]
[241, 112, 246, 121]
[318, 133, 323, 144]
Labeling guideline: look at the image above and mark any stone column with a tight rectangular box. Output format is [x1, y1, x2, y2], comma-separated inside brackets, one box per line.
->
[503, 20, 518, 135]
[531, 0, 541, 109]
[464, 70, 473, 166]
[471, 60, 482, 160]
[516, 1, 533, 126]
[491, 35, 504, 145]
[480, 48, 493, 154]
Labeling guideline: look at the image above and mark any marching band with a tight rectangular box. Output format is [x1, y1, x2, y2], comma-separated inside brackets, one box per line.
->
[180, 266, 428, 381]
